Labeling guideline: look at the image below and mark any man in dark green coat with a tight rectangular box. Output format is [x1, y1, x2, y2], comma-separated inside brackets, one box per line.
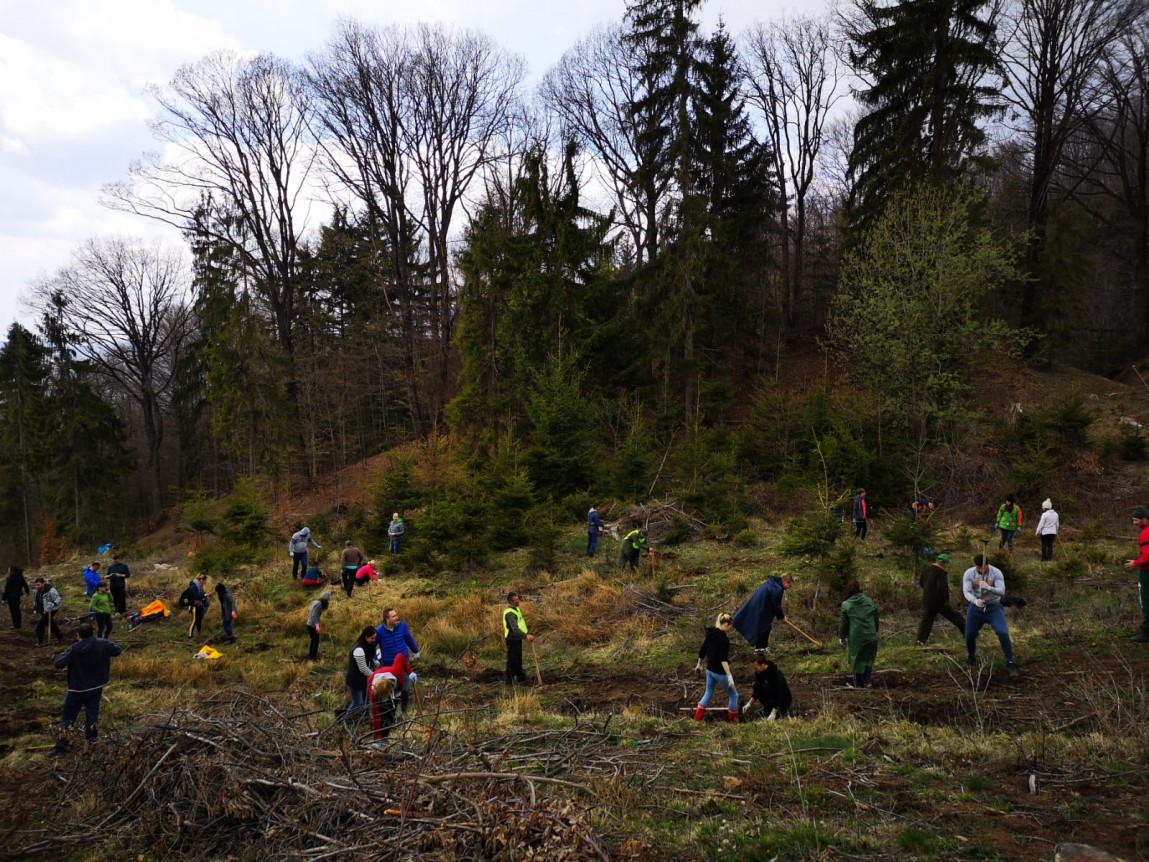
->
[916, 554, 964, 643]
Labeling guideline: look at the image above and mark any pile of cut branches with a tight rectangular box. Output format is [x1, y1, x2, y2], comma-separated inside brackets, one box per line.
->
[9, 691, 612, 862]
[605, 499, 709, 544]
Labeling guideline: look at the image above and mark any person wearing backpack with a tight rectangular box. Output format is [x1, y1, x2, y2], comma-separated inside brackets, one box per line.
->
[215, 583, 237, 643]
[186, 574, 208, 638]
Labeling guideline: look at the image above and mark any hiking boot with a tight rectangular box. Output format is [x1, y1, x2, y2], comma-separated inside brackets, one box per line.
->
[966, 656, 977, 668]
[1131, 630, 1149, 643]
[693, 705, 706, 721]
[1007, 662, 1020, 679]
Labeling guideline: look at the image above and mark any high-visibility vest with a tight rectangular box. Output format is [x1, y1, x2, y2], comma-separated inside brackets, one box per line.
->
[503, 605, 528, 639]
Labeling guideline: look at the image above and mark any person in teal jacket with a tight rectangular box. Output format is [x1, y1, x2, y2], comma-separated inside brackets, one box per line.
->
[838, 579, 879, 688]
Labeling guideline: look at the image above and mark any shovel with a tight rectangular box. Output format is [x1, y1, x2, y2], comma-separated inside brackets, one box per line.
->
[530, 640, 544, 686]
[783, 618, 823, 649]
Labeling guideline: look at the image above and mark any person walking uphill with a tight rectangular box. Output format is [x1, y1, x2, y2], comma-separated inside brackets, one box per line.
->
[995, 495, 1023, 552]
[81, 561, 101, 599]
[388, 514, 405, 555]
[340, 540, 364, 598]
[89, 582, 113, 638]
[3, 565, 30, 629]
[33, 578, 63, 645]
[306, 592, 330, 661]
[619, 528, 649, 571]
[1035, 499, 1060, 561]
[732, 575, 793, 651]
[1123, 506, 1149, 643]
[693, 613, 739, 723]
[839, 580, 879, 688]
[52, 622, 122, 754]
[104, 554, 131, 615]
[503, 592, 534, 685]
[587, 505, 604, 557]
[916, 554, 964, 644]
[963, 555, 1020, 676]
[290, 526, 322, 580]
[852, 489, 868, 539]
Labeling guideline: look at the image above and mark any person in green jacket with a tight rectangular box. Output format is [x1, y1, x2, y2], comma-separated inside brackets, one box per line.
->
[838, 579, 879, 688]
[89, 581, 113, 638]
[619, 528, 650, 571]
[995, 494, 1023, 552]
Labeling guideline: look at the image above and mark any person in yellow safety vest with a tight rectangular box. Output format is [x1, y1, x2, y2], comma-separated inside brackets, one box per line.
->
[619, 528, 650, 570]
[503, 592, 534, 685]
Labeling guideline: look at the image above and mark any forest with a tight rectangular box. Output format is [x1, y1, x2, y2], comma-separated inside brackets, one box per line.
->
[2, 0, 1149, 562]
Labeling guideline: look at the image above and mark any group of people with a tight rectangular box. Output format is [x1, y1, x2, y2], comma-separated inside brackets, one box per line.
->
[585, 506, 653, 572]
[290, 522, 403, 594]
[341, 607, 420, 743]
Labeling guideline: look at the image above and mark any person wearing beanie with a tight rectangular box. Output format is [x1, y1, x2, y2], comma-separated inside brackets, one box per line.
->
[1035, 499, 1060, 561]
[916, 554, 964, 644]
[306, 591, 330, 660]
[1123, 507, 1149, 642]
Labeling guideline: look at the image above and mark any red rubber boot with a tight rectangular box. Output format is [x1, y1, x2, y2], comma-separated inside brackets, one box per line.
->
[693, 704, 706, 721]
[727, 709, 740, 723]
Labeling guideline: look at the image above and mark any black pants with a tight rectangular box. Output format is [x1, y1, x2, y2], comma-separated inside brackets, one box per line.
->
[308, 624, 320, 660]
[854, 519, 867, 539]
[341, 566, 356, 598]
[94, 612, 112, 638]
[110, 587, 127, 615]
[5, 596, 21, 629]
[1040, 534, 1055, 561]
[190, 605, 205, 635]
[505, 638, 526, 683]
[36, 613, 63, 644]
[620, 548, 640, 570]
[917, 604, 965, 643]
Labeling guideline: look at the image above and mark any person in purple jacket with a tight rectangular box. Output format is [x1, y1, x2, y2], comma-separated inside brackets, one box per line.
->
[375, 607, 420, 712]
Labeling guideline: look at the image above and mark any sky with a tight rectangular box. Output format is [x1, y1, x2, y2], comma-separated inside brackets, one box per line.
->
[0, 0, 823, 336]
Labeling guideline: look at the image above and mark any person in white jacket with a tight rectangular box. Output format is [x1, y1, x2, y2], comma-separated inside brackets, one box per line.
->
[1035, 498, 1060, 561]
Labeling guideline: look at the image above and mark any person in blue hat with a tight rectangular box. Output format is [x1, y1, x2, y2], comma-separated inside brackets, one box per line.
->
[916, 554, 964, 644]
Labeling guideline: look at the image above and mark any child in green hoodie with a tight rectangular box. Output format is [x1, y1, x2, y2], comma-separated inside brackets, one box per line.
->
[89, 581, 113, 638]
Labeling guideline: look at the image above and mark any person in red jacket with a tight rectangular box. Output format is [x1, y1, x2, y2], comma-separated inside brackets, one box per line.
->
[1123, 505, 1149, 642]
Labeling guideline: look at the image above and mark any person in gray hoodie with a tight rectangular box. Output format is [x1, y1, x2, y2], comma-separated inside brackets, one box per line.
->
[290, 526, 322, 580]
[52, 622, 122, 754]
[306, 591, 330, 660]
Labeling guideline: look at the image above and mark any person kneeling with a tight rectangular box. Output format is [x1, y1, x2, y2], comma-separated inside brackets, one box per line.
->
[740, 650, 793, 720]
[300, 567, 328, 588]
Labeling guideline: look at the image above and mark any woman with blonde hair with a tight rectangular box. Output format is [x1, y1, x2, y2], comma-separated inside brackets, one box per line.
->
[693, 612, 739, 723]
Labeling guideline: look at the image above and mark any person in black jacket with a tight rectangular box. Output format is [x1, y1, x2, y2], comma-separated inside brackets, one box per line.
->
[740, 651, 793, 720]
[345, 626, 378, 720]
[916, 554, 964, 644]
[52, 623, 122, 754]
[692, 613, 740, 723]
[104, 555, 131, 615]
[3, 565, 30, 629]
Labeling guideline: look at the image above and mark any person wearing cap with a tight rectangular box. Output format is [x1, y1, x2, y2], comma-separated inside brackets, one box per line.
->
[306, 591, 330, 660]
[1035, 499, 1060, 561]
[388, 513, 405, 554]
[916, 554, 964, 644]
[962, 554, 1020, 677]
[289, 526, 322, 580]
[340, 540, 365, 597]
[619, 527, 650, 571]
[1122, 506, 1149, 642]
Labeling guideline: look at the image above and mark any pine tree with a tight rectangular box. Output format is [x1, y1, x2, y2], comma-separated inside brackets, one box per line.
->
[846, 0, 1003, 229]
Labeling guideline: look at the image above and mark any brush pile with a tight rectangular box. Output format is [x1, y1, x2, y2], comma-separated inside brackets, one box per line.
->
[605, 499, 710, 543]
[10, 691, 615, 862]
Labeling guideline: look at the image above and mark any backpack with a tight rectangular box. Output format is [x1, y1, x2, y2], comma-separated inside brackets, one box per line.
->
[178, 586, 196, 609]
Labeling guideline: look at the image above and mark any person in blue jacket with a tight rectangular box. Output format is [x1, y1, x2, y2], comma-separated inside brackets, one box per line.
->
[732, 575, 793, 651]
[587, 505, 605, 557]
[375, 607, 420, 712]
[81, 562, 102, 599]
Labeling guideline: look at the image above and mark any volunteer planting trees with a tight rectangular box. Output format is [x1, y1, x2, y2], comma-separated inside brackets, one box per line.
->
[215, 583, 237, 643]
[33, 578, 63, 645]
[340, 540, 364, 597]
[89, 582, 113, 639]
[995, 494, 1023, 552]
[3, 565, 30, 630]
[306, 592, 330, 661]
[587, 505, 604, 557]
[916, 553, 964, 644]
[732, 574, 792, 651]
[962, 554, 1020, 677]
[104, 554, 130, 615]
[290, 526, 322, 580]
[375, 608, 420, 712]
[839, 579, 880, 688]
[1035, 498, 1060, 561]
[1123, 506, 1149, 643]
[503, 592, 534, 685]
[618, 527, 650, 570]
[740, 650, 792, 720]
[693, 613, 739, 723]
[345, 626, 378, 718]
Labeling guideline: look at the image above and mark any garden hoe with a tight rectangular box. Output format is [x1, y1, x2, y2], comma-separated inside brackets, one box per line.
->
[783, 618, 824, 649]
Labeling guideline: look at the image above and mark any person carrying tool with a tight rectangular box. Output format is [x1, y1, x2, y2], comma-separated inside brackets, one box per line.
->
[839, 579, 879, 688]
[740, 650, 792, 720]
[503, 592, 534, 685]
[618, 528, 650, 571]
[587, 505, 605, 557]
[1123, 505, 1149, 643]
[340, 540, 365, 597]
[692, 613, 739, 723]
[1035, 499, 1060, 561]
[732, 575, 793, 651]
[994, 495, 1023, 552]
[962, 554, 1020, 676]
[33, 578, 63, 645]
[916, 554, 964, 644]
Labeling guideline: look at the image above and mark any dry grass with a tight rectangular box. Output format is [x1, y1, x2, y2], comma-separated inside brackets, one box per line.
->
[534, 573, 643, 646]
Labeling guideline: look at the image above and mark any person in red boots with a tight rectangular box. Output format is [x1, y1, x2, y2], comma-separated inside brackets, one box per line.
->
[692, 612, 739, 723]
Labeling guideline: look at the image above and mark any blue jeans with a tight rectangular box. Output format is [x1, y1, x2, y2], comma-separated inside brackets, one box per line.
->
[292, 551, 308, 579]
[699, 670, 738, 711]
[222, 615, 234, 638]
[389, 537, 401, 554]
[965, 602, 1014, 663]
[60, 688, 103, 743]
[998, 528, 1015, 550]
[348, 686, 367, 712]
[587, 532, 599, 557]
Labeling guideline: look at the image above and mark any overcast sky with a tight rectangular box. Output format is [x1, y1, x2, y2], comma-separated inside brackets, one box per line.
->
[0, 0, 824, 337]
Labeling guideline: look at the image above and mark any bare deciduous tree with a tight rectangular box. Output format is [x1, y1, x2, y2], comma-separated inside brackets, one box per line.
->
[34, 237, 193, 520]
[743, 15, 843, 329]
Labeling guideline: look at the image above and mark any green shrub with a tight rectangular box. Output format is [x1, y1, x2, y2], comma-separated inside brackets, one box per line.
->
[182, 490, 220, 536]
[662, 514, 693, 546]
[486, 472, 535, 551]
[525, 503, 561, 572]
[779, 509, 843, 557]
[221, 478, 270, 547]
[1120, 431, 1148, 462]
[733, 529, 757, 548]
[817, 541, 857, 595]
[189, 542, 261, 578]
[987, 551, 1026, 592]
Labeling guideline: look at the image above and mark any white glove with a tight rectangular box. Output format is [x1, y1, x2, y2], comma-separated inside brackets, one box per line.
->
[976, 599, 986, 609]
[726, 675, 735, 688]
[408, 672, 417, 685]
[839, 638, 847, 647]
[767, 709, 778, 721]
[412, 652, 421, 660]
[694, 660, 702, 672]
